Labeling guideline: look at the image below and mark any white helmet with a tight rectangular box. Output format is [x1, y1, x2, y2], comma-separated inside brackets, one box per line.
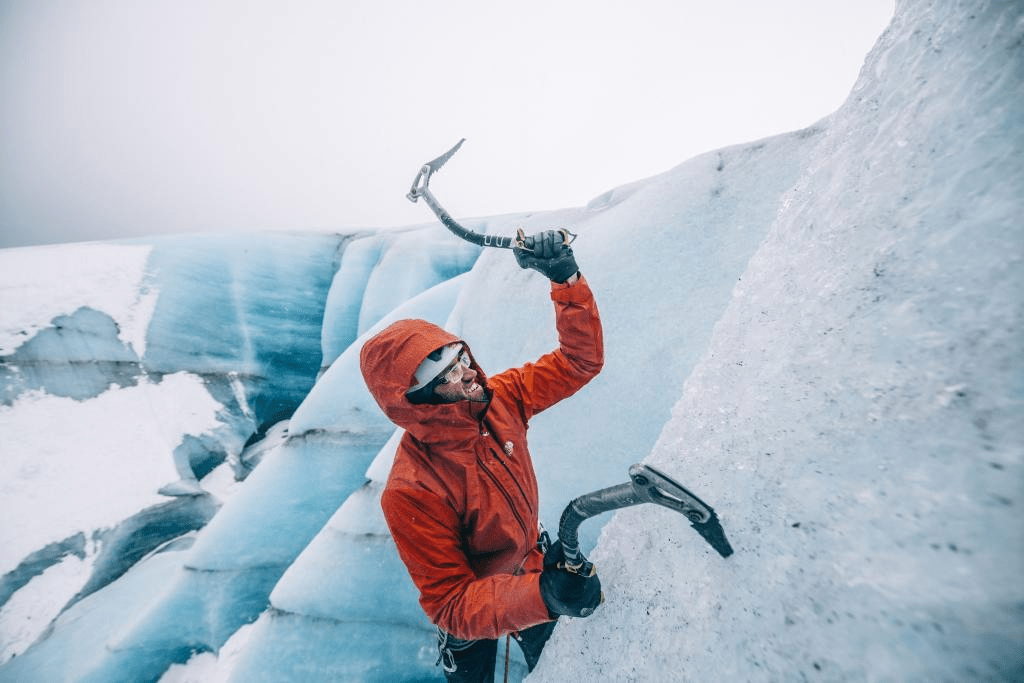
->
[408, 343, 463, 393]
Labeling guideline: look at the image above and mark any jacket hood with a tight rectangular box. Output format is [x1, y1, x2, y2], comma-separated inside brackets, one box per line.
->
[360, 319, 486, 442]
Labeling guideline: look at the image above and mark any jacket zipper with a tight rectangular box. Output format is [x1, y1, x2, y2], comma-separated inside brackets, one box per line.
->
[489, 446, 535, 519]
[478, 453, 531, 543]
[482, 420, 535, 519]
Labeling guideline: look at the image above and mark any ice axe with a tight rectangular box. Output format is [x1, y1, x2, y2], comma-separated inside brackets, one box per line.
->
[556, 464, 734, 581]
[406, 138, 576, 250]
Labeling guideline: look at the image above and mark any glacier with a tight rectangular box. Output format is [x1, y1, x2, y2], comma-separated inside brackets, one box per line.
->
[1, 0, 1022, 681]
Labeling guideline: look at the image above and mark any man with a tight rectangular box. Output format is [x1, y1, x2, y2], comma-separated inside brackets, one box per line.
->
[359, 230, 604, 681]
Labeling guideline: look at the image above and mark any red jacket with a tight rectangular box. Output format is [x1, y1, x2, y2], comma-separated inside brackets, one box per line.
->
[359, 276, 603, 640]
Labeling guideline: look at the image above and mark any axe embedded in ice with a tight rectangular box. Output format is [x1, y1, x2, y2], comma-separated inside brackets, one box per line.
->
[556, 464, 734, 579]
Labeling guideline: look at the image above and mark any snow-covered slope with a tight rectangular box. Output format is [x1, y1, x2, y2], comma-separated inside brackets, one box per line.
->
[533, 1, 1024, 681]
[1, 0, 1021, 681]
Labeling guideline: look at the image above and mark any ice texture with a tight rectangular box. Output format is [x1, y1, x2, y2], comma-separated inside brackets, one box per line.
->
[319, 229, 480, 369]
[531, 2, 1024, 682]
[139, 232, 344, 426]
[2, 1, 1022, 681]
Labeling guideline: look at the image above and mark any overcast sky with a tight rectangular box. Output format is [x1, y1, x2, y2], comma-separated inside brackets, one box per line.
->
[0, 1, 893, 249]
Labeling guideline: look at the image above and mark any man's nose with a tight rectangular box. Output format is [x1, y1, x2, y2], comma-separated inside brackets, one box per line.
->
[462, 366, 477, 382]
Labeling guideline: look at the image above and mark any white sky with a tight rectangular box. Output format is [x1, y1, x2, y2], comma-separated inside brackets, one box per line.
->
[0, 0, 893, 248]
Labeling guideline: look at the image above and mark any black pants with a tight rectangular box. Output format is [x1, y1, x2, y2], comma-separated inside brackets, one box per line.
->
[437, 619, 558, 683]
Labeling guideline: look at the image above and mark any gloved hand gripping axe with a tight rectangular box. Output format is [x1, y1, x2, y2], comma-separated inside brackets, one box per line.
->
[557, 464, 734, 578]
[407, 138, 576, 251]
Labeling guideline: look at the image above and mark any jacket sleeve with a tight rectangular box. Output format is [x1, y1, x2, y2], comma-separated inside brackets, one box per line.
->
[491, 274, 604, 420]
[381, 484, 553, 640]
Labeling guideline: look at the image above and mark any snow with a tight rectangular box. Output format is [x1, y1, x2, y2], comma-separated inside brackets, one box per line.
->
[0, 242, 156, 356]
[0, 549, 92, 664]
[158, 623, 254, 683]
[1, 0, 1022, 681]
[0, 374, 221, 576]
[0, 372, 226, 663]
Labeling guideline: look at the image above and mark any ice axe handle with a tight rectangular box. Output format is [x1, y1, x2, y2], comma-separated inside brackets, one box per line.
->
[406, 138, 518, 249]
[557, 480, 637, 574]
[406, 139, 575, 251]
[415, 184, 519, 249]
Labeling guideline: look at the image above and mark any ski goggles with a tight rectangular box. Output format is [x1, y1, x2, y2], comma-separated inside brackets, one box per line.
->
[436, 350, 472, 385]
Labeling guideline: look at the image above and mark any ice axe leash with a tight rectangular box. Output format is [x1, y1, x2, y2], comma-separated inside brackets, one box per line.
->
[406, 138, 576, 251]
[557, 464, 734, 580]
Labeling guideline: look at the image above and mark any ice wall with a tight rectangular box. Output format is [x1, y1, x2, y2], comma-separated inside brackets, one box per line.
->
[319, 229, 480, 370]
[0, 232, 341, 656]
[139, 232, 345, 429]
[533, 1, 1024, 681]
[0, 231, 344, 504]
[0, 232, 343, 678]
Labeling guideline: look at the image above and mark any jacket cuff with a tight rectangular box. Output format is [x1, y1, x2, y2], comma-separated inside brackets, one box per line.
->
[550, 273, 589, 300]
[515, 572, 557, 627]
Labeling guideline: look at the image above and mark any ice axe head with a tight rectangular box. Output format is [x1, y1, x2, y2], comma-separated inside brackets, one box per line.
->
[626, 464, 734, 558]
[558, 463, 734, 568]
[627, 464, 711, 524]
[407, 138, 465, 202]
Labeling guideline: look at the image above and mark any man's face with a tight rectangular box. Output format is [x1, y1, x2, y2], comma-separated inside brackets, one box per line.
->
[432, 352, 487, 403]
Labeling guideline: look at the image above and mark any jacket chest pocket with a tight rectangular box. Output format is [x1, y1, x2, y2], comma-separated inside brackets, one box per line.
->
[464, 446, 535, 569]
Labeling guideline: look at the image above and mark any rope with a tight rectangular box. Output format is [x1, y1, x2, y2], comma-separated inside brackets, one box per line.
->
[503, 633, 511, 683]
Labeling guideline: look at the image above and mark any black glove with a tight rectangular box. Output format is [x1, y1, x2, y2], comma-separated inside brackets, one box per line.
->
[539, 542, 602, 618]
[514, 229, 579, 284]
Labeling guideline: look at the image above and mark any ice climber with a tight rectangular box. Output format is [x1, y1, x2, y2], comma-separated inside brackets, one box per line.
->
[359, 229, 604, 682]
